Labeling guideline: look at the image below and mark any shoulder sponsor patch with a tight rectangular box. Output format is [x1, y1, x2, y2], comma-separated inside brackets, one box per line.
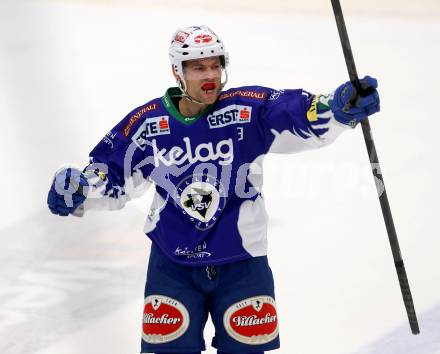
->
[207, 105, 252, 129]
[123, 103, 158, 137]
[223, 295, 278, 345]
[142, 295, 190, 344]
[133, 116, 170, 150]
[219, 90, 267, 101]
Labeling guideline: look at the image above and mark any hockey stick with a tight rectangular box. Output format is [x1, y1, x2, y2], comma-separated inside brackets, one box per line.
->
[330, 0, 420, 335]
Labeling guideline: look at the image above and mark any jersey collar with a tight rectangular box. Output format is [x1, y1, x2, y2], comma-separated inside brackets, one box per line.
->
[162, 87, 213, 126]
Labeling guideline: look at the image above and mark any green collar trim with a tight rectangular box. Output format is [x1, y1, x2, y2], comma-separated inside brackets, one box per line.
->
[162, 87, 213, 126]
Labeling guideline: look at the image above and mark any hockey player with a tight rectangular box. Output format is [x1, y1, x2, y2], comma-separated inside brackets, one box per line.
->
[47, 25, 380, 354]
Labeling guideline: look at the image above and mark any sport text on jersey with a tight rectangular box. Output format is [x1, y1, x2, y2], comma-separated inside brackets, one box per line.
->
[152, 137, 233, 167]
[207, 105, 252, 129]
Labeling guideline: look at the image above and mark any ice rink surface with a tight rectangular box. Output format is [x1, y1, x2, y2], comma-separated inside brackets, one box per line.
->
[0, 0, 439, 353]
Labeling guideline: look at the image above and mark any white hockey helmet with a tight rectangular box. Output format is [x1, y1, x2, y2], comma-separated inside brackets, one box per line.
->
[169, 25, 229, 95]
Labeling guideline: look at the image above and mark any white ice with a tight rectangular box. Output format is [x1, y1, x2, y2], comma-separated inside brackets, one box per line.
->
[0, 0, 439, 353]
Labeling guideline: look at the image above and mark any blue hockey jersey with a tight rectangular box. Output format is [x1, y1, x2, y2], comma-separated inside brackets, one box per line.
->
[80, 86, 349, 266]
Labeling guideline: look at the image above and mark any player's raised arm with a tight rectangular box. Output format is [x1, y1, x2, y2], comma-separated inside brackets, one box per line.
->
[47, 105, 156, 217]
[261, 76, 380, 153]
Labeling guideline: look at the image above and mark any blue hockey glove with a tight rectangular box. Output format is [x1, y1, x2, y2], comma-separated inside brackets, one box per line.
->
[47, 167, 88, 216]
[329, 75, 380, 127]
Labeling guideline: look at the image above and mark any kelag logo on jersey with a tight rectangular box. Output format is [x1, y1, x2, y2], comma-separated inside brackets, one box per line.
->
[174, 174, 226, 230]
[151, 137, 233, 167]
[207, 105, 252, 129]
[133, 116, 170, 150]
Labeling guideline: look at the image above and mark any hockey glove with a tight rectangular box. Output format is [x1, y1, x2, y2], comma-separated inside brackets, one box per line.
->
[329, 75, 380, 127]
[47, 167, 88, 216]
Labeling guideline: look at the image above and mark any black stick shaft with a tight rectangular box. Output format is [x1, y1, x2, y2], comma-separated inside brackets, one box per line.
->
[330, 0, 420, 335]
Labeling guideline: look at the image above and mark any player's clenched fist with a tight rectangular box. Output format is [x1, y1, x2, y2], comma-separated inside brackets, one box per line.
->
[329, 75, 380, 127]
[47, 167, 88, 216]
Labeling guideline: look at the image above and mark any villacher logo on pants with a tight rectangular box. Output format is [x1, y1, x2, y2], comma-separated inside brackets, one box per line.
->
[142, 295, 190, 344]
[223, 296, 278, 345]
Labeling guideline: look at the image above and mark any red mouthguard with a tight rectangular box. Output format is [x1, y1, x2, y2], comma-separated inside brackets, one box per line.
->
[201, 83, 216, 91]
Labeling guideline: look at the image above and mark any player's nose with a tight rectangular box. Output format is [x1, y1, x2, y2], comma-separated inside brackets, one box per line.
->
[206, 67, 220, 79]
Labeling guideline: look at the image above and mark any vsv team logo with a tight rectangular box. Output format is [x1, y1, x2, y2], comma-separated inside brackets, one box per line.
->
[174, 174, 227, 231]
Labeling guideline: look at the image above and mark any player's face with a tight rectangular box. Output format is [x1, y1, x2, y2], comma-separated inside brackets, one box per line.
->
[182, 57, 222, 104]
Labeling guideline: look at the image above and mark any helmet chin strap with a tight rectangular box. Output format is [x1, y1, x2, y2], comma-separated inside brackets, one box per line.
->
[176, 69, 229, 106]
[177, 79, 206, 105]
